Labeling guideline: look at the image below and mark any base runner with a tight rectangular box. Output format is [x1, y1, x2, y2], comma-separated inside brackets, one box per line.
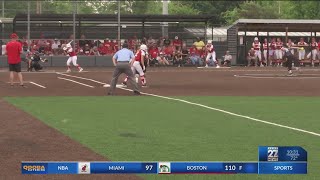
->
[205, 40, 220, 68]
[122, 44, 147, 87]
[63, 43, 83, 72]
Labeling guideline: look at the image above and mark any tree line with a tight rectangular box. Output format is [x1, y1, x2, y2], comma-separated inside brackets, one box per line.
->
[2, 1, 320, 26]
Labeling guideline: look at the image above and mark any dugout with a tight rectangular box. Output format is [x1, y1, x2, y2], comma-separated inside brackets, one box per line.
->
[228, 19, 320, 65]
[12, 14, 215, 43]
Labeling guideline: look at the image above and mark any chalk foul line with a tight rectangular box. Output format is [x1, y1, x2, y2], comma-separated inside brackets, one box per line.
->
[30, 82, 47, 89]
[57, 77, 95, 88]
[60, 74, 320, 138]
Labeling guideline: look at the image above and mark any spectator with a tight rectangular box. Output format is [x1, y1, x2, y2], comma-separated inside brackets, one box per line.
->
[91, 46, 100, 56]
[181, 44, 189, 64]
[222, 51, 232, 67]
[112, 40, 119, 53]
[56, 45, 64, 55]
[147, 36, 156, 48]
[128, 35, 139, 52]
[163, 36, 171, 47]
[247, 48, 257, 67]
[103, 38, 113, 54]
[172, 36, 182, 51]
[173, 49, 183, 67]
[79, 34, 89, 48]
[163, 44, 174, 60]
[193, 37, 205, 51]
[84, 44, 91, 56]
[157, 52, 170, 66]
[148, 44, 160, 66]
[189, 44, 202, 66]
[98, 43, 107, 55]
[52, 38, 61, 55]
[44, 42, 52, 55]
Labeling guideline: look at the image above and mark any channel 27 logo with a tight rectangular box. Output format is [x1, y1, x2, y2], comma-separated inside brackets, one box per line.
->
[267, 147, 278, 161]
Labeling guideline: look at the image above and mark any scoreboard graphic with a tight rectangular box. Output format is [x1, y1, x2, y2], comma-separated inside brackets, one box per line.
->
[21, 146, 307, 175]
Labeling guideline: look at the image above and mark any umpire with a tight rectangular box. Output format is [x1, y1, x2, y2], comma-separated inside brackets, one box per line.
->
[107, 43, 140, 95]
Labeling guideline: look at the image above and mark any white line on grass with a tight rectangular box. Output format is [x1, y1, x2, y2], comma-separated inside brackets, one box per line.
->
[60, 74, 320, 137]
[57, 77, 95, 88]
[30, 81, 47, 88]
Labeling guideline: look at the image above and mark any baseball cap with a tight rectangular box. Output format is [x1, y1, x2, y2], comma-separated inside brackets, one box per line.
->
[207, 40, 212, 44]
[10, 33, 18, 39]
[254, 37, 258, 41]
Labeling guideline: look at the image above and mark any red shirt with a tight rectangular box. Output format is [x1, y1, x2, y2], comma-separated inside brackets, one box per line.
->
[6, 40, 22, 64]
[98, 46, 107, 55]
[173, 39, 182, 47]
[135, 50, 145, 62]
[149, 48, 159, 59]
[189, 47, 200, 56]
[163, 46, 174, 55]
[252, 42, 260, 50]
[270, 42, 276, 50]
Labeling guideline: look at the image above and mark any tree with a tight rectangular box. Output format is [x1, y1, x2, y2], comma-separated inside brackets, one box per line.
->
[223, 1, 280, 25]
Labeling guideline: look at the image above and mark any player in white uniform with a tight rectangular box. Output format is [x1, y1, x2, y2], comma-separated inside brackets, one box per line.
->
[297, 38, 308, 61]
[275, 38, 283, 66]
[252, 37, 263, 67]
[307, 37, 319, 67]
[63, 44, 83, 72]
[262, 38, 269, 64]
[205, 40, 220, 68]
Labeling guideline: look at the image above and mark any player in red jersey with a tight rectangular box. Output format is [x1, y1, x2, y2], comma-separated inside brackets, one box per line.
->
[205, 40, 220, 68]
[122, 44, 147, 87]
[63, 43, 83, 73]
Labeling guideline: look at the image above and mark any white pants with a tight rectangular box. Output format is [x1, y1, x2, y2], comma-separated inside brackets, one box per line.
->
[206, 51, 217, 62]
[298, 50, 305, 60]
[132, 61, 144, 76]
[67, 56, 78, 66]
[275, 49, 282, 59]
[254, 50, 261, 61]
[263, 50, 268, 61]
[307, 49, 318, 60]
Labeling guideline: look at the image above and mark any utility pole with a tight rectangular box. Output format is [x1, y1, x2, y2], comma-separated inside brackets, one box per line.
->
[162, 0, 168, 38]
[117, 0, 121, 48]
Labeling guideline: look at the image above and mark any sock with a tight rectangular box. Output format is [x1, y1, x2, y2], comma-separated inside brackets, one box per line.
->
[123, 77, 128, 83]
[140, 76, 146, 85]
[67, 66, 71, 70]
[77, 65, 81, 70]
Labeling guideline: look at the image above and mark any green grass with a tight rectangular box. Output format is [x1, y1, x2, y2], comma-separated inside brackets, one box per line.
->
[5, 96, 320, 180]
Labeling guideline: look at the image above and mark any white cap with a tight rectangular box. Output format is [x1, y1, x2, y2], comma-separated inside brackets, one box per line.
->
[207, 40, 212, 44]
[175, 36, 178, 39]
[140, 44, 147, 51]
[254, 37, 258, 41]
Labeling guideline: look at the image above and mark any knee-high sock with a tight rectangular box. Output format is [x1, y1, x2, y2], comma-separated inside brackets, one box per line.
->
[140, 75, 146, 85]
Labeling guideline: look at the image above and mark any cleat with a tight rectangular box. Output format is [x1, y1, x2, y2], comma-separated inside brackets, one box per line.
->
[79, 68, 83, 72]
[121, 82, 127, 87]
[133, 91, 141, 95]
[135, 77, 139, 83]
[142, 84, 147, 87]
[205, 64, 209, 68]
[66, 69, 71, 73]
[216, 65, 220, 68]
[103, 84, 110, 88]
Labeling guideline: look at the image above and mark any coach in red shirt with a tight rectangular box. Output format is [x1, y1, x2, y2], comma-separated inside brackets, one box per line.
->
[6, 33, 25, 87]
